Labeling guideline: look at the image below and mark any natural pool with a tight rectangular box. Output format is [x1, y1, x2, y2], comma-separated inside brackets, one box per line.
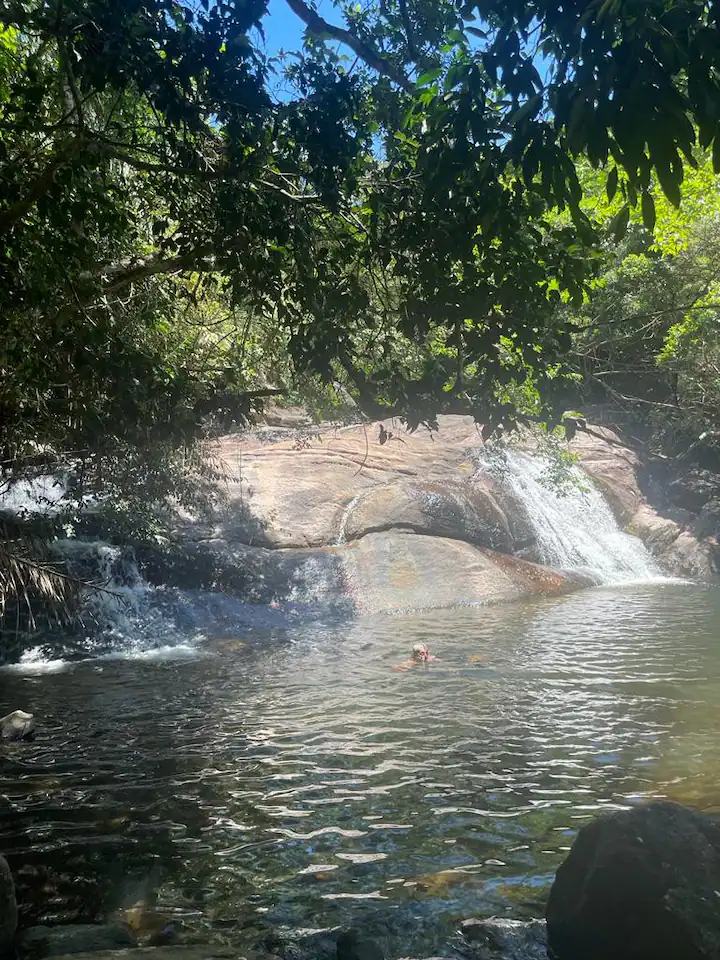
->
[1, 580, 719, 956]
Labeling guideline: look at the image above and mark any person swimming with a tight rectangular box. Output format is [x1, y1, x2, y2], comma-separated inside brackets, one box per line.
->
[393, 644, 438, 671]
[412, 643, 437, 662]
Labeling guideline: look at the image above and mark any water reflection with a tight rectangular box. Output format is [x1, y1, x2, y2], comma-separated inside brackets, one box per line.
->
[1, 582, 719, 955]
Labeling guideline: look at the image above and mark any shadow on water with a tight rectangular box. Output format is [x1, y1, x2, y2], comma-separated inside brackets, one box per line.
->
[1, 581, 720, 955]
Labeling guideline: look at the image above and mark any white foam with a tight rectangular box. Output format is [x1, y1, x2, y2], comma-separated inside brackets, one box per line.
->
[479, 449, 662, 585]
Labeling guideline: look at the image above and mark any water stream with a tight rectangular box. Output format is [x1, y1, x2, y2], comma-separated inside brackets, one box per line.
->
[1, 450, 715, 957]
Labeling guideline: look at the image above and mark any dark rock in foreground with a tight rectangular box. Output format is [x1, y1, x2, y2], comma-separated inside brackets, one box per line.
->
[17, 924, 137, 959]
[457, 919, 547, 960]
[546, 800, 720, 960]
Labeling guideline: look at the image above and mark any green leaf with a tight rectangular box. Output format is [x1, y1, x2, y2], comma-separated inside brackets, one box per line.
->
[713, 134, 720, 174]
[641, 191, 656, 232]
[416, 67, 443, 88]
[606, 166, 619, 203]
[610, 203, 630, 241]
[512, 94, 542, 126]
[446, 28, 466, 46]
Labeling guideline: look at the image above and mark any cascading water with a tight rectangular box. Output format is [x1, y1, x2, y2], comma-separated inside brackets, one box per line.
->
[1, 442, 665, 670]
[478, 447, 660, 584]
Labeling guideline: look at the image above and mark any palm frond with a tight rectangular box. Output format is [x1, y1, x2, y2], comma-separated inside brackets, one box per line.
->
[0, 518, 101, 632]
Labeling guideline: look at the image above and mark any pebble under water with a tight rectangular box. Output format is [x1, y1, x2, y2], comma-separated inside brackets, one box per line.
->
[1, 581, 720, 956]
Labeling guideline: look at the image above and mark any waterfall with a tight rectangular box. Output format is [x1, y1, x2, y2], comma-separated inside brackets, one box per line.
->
[478, 448, 660, 585]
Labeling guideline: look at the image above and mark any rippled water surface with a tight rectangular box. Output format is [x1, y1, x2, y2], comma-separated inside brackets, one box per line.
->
[2, 582, 720, 955]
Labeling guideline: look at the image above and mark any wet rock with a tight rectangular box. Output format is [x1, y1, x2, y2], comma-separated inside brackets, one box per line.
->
[336, 930, 384, 960]
[0, 855, 17, 955]
[546, 800, 720, 960]
[341, 481, 514, 553]
[260, 930, 336, 960]
[660, 530, 720, 581]
[17, 924, 137, 958]
[668, 470, 720, 513]
[569, 427, 643, 525]
[457, 918, 548, 960]
[339, 531, 581, 615]
[0, 710, 35, 741]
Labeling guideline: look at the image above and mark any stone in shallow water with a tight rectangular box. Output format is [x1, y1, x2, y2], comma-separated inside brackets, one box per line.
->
[546, 800, 720, 960]
[0, 710, 35, 740]
[16, 924, 137, 958]
[457, 918, 548, 960]
[336, 929, 384, 960]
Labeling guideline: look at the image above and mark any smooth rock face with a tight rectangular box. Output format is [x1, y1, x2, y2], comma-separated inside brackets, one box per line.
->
[145, 413, 720, 613]
[337, 531, 580, 615]
[0, 710, 35, 740]
[139, 415, 586, 614]
[0, 855, 17, 956]
[212, 416, 486, 549]
[17, 924, 137, 959]
[458, 918, 548, 959]
[546, 801, 720, 960]
[569, 426, 720, 579]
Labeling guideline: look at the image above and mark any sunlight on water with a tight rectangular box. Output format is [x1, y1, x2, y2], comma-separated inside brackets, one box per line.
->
[1, 581, 717, 957]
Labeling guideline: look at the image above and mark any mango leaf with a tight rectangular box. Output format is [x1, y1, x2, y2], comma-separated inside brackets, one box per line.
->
[416, 67, 443, 88]
[641, 191, 656, 232]
[512, 94, 542, 126]
[606, 166, 619, 202]
[610, 203, 630, 241]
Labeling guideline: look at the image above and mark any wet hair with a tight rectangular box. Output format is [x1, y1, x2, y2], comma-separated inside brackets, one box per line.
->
[412, 643, 428, 659]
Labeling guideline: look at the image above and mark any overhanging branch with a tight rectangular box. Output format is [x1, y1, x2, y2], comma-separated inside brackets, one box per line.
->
[92, 246, 215, 294]
[283, 0, 414, 92]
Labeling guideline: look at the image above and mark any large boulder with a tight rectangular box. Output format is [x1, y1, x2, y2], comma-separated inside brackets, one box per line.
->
[210, 416, 487, 549]
[340, 480, 514, 553]
[332, 531, 582, 615]
[0, 856, 17, 956]
[546, 801, 720, 960]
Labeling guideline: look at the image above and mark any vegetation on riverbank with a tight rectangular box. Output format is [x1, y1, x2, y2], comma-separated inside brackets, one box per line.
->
[2, 0, 720, 623]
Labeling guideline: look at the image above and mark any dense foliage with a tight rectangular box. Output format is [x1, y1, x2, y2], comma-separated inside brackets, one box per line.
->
[2, 0, 720, 620]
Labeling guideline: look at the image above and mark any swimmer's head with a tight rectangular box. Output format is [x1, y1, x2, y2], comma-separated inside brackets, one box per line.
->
[412, 643, 429, 661]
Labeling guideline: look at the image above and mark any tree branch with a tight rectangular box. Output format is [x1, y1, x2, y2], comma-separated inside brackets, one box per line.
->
[283, 0, 414, 92]
[91, 246, 215, 295]
[57, 36, 84, 130]
[398, 0, 417, 59]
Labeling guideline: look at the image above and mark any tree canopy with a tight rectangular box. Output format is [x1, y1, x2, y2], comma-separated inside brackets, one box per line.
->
[3, 0, 720, 459]
[3, 0, 720, 626]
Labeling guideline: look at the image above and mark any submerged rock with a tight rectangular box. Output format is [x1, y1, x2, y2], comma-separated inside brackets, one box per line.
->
[17, 924, 137, 958]
[0, 710, 35, 741]
[546, 800, 720, 960]
[457, 918, 548, 960]
[0, 855, 17, 956]
[336, 930, 384, 960]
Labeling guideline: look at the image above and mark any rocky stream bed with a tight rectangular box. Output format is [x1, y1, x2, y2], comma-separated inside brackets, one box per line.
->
[3, 802, 720, 960]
